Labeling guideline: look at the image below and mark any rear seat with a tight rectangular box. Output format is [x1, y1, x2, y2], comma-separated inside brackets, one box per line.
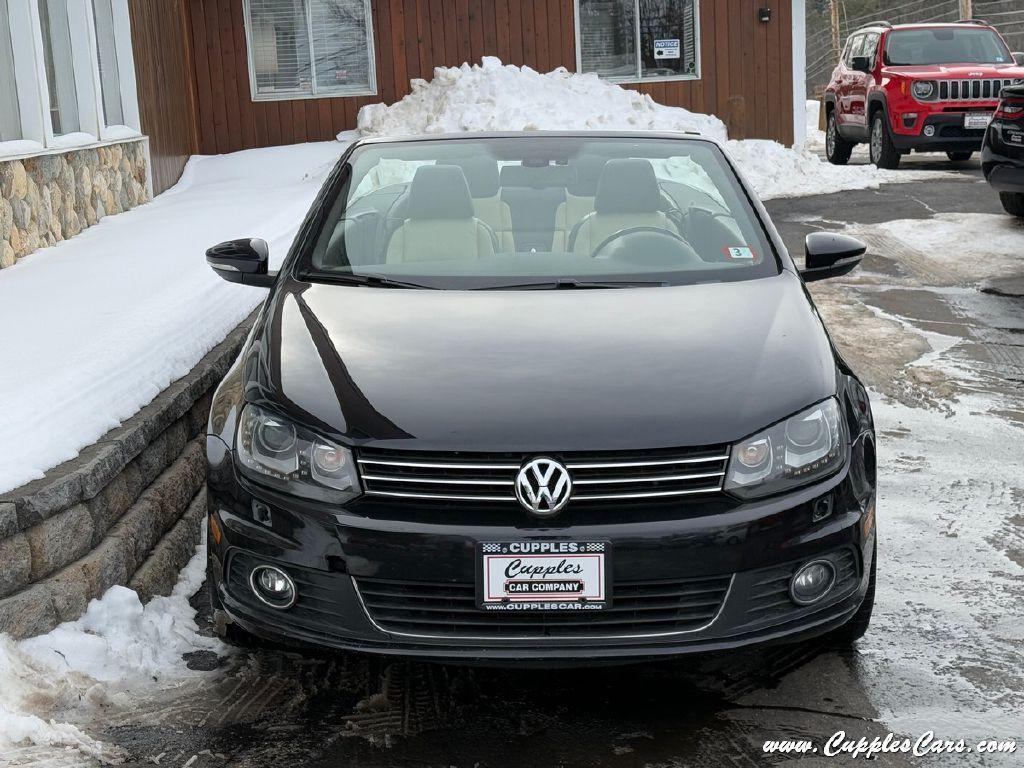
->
[551, 156, 605, 251]
[497, 164, 570, 252]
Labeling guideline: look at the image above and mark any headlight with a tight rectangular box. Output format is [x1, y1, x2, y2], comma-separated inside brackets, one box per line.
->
[236, 403, 360, 503]
[724, 399, 846, 499]
[912, 80, 935, 100]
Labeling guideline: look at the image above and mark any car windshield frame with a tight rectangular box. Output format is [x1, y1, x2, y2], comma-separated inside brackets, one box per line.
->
[292, 134, 782, 290]
[883, 27, 1012, 66]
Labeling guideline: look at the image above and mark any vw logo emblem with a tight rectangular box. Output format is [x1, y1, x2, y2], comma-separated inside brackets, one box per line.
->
[515, 457, 573, 517]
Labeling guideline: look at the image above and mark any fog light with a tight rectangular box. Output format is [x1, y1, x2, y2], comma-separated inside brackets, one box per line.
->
[249, 565, 297, 609]
[923, 125, 936, 137]
[789, 560, 836, 606]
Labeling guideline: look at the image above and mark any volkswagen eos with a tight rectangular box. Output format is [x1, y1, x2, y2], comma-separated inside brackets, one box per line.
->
[204, 132, 877, 663]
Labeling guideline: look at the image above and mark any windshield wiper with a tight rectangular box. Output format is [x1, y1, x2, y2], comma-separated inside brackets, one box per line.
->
[476, 278, 668, 290]
[313, 273, 436, 289]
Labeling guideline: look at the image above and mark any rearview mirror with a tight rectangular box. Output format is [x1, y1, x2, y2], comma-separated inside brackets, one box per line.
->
[850, 55, 871, 74]
[801, 233, 866, 282]
[1013, 52, 1024, 66]
[206, 238, 276, 287]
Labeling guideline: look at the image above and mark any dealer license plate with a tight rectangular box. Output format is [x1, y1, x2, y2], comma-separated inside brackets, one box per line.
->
[964, 113, 992, 129]
[477, 540, 611, 611]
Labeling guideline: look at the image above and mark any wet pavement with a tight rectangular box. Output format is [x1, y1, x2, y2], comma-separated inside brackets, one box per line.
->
[7, 164, 1024, 768]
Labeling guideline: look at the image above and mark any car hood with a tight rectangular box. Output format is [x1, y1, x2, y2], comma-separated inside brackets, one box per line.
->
[251, 274, 839, 451]
[883, 63, 1024, 78]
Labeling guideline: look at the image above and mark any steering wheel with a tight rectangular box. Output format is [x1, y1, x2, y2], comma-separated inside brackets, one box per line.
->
[589, 226, 702, 265]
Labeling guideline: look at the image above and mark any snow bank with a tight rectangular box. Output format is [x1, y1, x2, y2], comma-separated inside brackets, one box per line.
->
[357, 57, 728, 141]
[0, 535, 218, 760]
[0, 141, 346, 493]
[353, 58, 946, 200]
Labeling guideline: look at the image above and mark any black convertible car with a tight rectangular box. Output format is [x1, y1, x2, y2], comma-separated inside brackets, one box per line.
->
[982, 84, 1024, 217]
[203, 131, 877, 663]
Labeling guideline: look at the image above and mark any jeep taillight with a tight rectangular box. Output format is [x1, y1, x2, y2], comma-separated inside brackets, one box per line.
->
[995, 100, 1024, 119]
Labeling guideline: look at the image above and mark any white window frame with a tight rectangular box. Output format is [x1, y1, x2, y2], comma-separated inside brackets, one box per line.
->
[242, 0, 378, 102]
[0, 0, 141, 154]
[574, 0, 702, 84]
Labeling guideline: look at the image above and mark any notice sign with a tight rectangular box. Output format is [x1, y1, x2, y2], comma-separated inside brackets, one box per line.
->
[653, 39, 681, 60]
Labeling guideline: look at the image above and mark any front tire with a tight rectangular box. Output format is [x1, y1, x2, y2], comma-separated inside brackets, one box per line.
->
[826, 111, 854, 165]
[870, 113, 901, 169]
[999, 191, 1024, 218]
[831, 540, 876, 646]
[946, 151, 973, 162]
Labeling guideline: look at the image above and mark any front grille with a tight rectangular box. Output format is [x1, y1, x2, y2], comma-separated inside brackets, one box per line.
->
[357, 445, 730, 504]
[936, 78, 1018, 102]
[743, 548, 858, 623]
[355, 574, 732, 638]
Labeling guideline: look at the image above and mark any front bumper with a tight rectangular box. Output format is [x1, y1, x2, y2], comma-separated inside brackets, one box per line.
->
[981, 120, 1024, 191]
[890, 112, 990, 152]
[207, 453, 876, 663]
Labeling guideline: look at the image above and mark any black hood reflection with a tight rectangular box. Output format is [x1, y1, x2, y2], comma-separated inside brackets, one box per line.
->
[247, 275, 838, 451]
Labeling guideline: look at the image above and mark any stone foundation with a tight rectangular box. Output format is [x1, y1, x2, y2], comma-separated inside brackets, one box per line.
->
[0, 317, 253, 638]
[0, 138, 150, 268]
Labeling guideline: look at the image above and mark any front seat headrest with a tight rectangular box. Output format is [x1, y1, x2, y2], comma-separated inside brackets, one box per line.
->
[406, 165, 475, 219]
[448, 157, 500, 198]
[594, 159, 662, 215]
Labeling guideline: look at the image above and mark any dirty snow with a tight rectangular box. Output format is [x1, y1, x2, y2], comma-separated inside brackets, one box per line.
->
[0, 534, 217, 760]
[0, 141, 347, 494]
[353, 58, 946, 200]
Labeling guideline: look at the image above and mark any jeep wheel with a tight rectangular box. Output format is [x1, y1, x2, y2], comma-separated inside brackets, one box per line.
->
[999, 192, 1024, 218]
[946, 151, 973, 162]
[869, 113, 901, 169]
[826, 112, 854, 165]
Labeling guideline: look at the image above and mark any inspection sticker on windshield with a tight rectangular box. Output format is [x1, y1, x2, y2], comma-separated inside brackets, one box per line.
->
[723, 246, 756, 261]
[476, 541, 611, 611]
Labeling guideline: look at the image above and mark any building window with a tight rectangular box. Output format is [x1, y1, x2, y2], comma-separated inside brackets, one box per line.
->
[38, 0, 82, 135]
[92, 0, 124, 127]
[244, 0, 377, 101]
[0, 0, 140, 155]
[0, 0, 22, 141]
[576, 0, 700, 83]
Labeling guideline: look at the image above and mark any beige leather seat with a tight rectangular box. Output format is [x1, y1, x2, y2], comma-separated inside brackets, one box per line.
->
[449, 157, 515, 251]
[386, 166, 496, 264]
[570, 159, 676, 256]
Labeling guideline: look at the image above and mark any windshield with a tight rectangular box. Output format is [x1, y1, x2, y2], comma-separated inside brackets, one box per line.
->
[299, 136, 778, 289]
[884, 28, 1011, 66]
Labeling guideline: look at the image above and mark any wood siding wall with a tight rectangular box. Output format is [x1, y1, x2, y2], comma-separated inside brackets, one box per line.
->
[128, 0, 200, 194]
[144, 0, 794, 184]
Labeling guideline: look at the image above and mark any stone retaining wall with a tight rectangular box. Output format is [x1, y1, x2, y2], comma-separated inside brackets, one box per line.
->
[0, 318, 252, 638]
[0, 138, 149, 269]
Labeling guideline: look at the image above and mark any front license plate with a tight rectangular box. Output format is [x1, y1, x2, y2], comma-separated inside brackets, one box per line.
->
[477, 541, 611, 611]
[964, 113, 992, 129]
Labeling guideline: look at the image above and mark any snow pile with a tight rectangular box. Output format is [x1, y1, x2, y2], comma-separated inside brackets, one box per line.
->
[358, 57, 728, 141]
[0, 141, 346, 493]
[804, 99, 826, 150]
[0, 536, 218, 759]
[354, 59, 946, 200]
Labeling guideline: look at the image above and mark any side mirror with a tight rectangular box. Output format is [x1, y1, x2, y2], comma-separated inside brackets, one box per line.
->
[801, 233, 866, 282]
[206, 238, 276, 287]
[1013, 52, 1024, 66]
[850, 55, 871, 74]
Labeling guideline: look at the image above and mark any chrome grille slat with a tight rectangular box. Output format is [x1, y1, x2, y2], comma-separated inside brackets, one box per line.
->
[355, 574, 732, 638]
[358, 445, 729, 505]
[573, 470, 724, 485]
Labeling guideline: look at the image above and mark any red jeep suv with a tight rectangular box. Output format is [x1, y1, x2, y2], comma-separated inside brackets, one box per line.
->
[824, 20, 1024, 169]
